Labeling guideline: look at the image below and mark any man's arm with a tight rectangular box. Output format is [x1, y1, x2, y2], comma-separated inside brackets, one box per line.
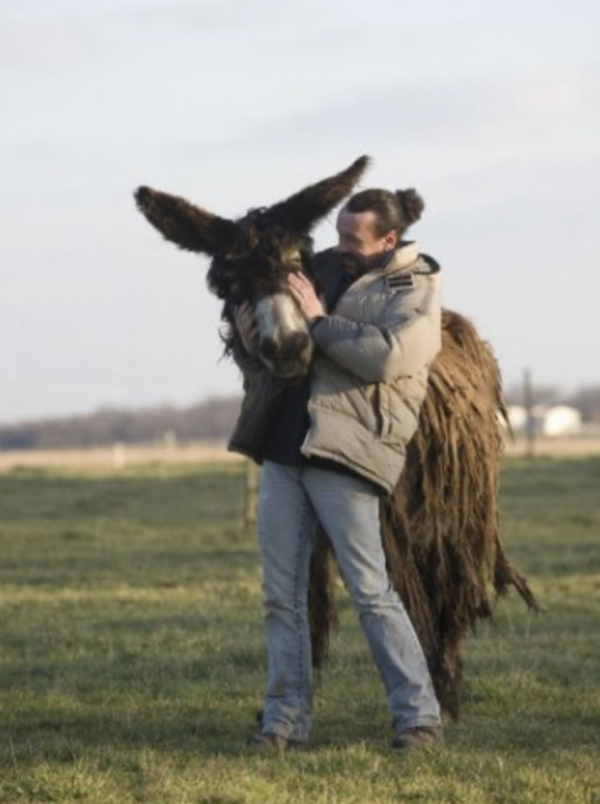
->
[309, 278, 442, 383]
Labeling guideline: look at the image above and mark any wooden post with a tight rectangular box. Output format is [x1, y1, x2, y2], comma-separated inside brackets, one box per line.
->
[524, 369, 535, 458]
[112, 441, 126, 469]
[244, 460, 259, 536]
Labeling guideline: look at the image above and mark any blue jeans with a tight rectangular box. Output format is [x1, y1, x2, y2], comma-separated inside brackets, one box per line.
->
[257, 461, 441, 743]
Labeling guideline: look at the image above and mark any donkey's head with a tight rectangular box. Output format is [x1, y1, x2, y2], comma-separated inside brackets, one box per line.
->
[134, 156, 370, 380]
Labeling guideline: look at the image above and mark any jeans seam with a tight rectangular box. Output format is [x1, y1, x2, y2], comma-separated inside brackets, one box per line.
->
[293, 495, 309, 706]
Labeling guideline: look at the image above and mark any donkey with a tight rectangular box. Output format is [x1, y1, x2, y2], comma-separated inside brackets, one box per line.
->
[134, 156, 538, 718]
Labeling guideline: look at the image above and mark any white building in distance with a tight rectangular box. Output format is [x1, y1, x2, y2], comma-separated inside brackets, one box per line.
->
[506, 405, 583, 437]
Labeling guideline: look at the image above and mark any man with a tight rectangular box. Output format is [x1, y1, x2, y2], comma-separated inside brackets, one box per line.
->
[233, 186, 443, 751]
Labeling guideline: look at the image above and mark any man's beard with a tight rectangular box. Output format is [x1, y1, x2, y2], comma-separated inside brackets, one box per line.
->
[340, 250, 388, 278]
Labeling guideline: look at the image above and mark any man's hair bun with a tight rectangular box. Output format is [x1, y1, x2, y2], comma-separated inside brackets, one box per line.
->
[395, 189, 425, 225]
[345, 186, 425, 237]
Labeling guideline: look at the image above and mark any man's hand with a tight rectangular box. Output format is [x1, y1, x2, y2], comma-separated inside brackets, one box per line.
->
[288, 273, 326, 321]
[233, 302, 260, 355]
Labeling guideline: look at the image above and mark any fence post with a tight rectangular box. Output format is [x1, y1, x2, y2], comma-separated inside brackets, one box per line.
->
[524, 368, 535, 458]
[112, 441, 126, 469]
[244, 459, 259, 536]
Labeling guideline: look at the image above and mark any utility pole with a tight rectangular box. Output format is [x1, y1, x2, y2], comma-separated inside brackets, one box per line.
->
[524, 368, 535, 458]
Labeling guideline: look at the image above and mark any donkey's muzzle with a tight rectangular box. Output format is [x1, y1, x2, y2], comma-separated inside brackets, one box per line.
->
[259, 332, 313, 381]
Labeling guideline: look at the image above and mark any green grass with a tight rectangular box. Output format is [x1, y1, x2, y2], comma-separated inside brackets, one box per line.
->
[0, 457, 599, 803]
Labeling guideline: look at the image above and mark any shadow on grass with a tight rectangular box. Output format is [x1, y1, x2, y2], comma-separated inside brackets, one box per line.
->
[2, 701, 598, 770]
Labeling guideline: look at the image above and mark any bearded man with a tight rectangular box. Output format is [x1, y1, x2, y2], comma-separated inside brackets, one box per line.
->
[232, 186, 443, 752]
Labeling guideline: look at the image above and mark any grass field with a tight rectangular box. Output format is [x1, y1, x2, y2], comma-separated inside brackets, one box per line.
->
[0, 457, 598, 803]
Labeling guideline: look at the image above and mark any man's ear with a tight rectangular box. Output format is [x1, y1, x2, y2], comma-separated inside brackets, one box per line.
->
[383, 230, 398, 250]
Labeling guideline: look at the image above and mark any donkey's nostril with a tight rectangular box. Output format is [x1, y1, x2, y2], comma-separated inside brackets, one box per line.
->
[259, 338, 278, 361]
[282, 332, 310, 361]
[259, 332, 313, 379]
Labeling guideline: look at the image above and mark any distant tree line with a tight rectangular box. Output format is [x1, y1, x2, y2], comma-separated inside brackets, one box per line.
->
[2, 384, 599, 451]
[0, 396, 242, 450]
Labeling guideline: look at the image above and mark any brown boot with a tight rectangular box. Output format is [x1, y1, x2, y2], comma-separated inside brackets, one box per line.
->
[392, 725, 444, 751]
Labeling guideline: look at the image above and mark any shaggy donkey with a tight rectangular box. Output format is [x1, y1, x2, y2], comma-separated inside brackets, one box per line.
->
[135, 157, 538, 719]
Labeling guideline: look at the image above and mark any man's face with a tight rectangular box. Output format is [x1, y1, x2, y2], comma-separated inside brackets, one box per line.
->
[335, 208, 397, 274]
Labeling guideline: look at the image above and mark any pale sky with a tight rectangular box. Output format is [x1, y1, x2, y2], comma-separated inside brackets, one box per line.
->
[1, 0, 598, 424]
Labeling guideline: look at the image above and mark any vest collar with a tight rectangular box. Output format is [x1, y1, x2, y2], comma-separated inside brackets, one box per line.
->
[384, 241, 419, 274]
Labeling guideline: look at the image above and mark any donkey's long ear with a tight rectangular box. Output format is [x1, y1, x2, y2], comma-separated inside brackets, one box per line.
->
[265, 155, 371, 234]
[134, 186, 238, 256]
